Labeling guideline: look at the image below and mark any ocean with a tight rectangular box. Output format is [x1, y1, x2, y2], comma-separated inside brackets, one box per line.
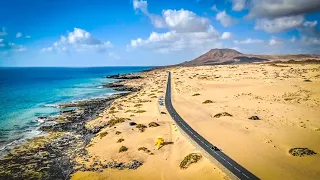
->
[0, 66, 150, 153]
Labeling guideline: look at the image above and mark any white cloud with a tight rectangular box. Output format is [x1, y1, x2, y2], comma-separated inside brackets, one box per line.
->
[133, 0, 166, 28]
[232, 0, 246, 11]
[290, 36, 296, 43]
[130, 1, 221, 53]
[216, 11, 237, 27]
[234, 38, 264, 44]
[41, 28, 112, 53]
[0, 39, 3, 43]
[211, 5, 218, 12]
[303, 20, 318, 28]
[300, 36, 320, 46]
[162, 9, 211, 33]
[269, 37, 284, 46]
[255, 15, 305, 33]
[221, 32, 232, 39]
[16, 32, 22, 38]
[0, 28, 7, 36]
[133, 0, 148, 14]
[26, 35, 31, 39]
[129, 26, 220, 53]
[247, 0, 320, 18]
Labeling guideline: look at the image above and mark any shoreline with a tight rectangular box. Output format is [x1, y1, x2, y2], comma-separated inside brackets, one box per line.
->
[0, 72, 146, 179]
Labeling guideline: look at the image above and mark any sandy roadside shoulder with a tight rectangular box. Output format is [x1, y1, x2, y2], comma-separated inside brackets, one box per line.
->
[71, 68, 228, 180]
[171, 63, 320, 180]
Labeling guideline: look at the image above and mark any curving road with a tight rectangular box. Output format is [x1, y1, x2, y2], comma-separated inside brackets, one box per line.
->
[165, 72, 260, 180]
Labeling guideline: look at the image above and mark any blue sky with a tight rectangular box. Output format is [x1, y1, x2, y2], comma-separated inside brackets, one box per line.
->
[0, 0, 320, 67]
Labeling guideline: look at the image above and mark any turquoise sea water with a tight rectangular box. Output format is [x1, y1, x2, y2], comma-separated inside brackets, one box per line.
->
[0, 67, 150, 151]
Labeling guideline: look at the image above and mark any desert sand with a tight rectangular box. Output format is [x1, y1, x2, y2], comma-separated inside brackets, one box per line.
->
[72, 63, 320, 180]
[170, 63, 320, 180]
[72, 69, 228, 180]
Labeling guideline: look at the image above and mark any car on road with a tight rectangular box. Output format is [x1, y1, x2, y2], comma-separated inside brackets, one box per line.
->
[211, 146, 219, 151]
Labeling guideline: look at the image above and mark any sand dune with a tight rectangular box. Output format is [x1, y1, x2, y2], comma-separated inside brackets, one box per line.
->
[72, 69, 228, 180]
[170, 63, 320, 179]
[73, 63, 320, 180]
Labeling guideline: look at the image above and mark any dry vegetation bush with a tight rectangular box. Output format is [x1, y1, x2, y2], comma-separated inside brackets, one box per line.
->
[99, 131, 108, 139]
[107, 117, 130, 127]
[213, 112, 233, 118]
[202, 100, 214, 104]
[180, 153, 202, 169]
[135, 110, 146, 113]
[117, 138, 124, 143]
[136, 124, 147, 132]
[134, 104, 143, 107]
[119, 146, 128, 153]
[289, 148, 316, 157]
[148, 122, 160, 127]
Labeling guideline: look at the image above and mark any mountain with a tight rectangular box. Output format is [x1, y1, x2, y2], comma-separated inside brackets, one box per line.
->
[180, 48, 320, 66]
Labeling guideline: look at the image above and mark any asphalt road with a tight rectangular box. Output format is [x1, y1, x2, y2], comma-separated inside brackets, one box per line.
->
[165, 72, 260, 180]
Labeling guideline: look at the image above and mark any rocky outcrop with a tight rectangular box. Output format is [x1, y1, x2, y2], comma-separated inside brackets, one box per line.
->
[0, 93, 131, 180]
[106, 74, 142, 79]
[102, 82, 141, 92]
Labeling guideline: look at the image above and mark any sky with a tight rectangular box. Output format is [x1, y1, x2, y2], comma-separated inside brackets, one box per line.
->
[0, 0, 320, 67]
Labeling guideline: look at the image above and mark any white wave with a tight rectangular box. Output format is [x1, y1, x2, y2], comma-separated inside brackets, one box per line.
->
[43, 104, 59, 108]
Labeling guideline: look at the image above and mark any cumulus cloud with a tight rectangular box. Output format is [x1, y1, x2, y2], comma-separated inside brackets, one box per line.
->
[269, 37, 284, 46]
[16, 32, 22, 38]
[41, 28, 112, 53]
[234, 38, 264, 44]
[133, 0, 166, 28]
[130, 0, 221, 53]
[129, 26, 220, 53]
[247, 0, 320, 18]
[26, 35, 31, 39]
[163, 9, 211, 33]
[255, 15, 305, 33]
[216, 11, 237, 27]
[221, 32, 232, 39]
[290, 36, 296, 43]
[232, 0, 246, 11]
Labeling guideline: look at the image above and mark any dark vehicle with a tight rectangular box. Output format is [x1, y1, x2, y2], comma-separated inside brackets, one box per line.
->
[211, 146, 219, 151]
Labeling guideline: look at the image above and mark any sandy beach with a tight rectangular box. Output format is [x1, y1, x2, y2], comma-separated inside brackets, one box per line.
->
[73, 63, 320, 180]
[72, 68, 228, 180]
